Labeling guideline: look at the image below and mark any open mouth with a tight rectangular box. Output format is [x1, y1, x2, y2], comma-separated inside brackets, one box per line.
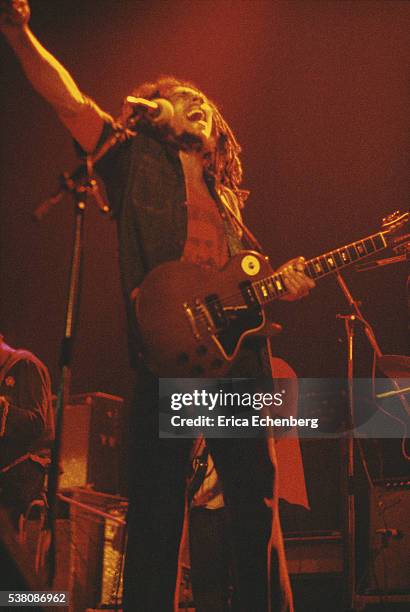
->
[186, 108, 205, 122]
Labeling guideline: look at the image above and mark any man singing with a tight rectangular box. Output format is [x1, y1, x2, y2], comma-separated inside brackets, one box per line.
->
[1, 2, 314, 610]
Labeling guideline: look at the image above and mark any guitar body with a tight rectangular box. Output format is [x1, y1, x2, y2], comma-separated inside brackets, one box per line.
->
[136, 251, 274, 377]
[135, 210, 408, 377]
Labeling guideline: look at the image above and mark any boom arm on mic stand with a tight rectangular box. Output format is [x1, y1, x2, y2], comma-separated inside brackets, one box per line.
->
[33, 168, 110, 221]
[33, 96, 174, 221]
[32, 126, 127, 221]
[32, 97, 174, 221]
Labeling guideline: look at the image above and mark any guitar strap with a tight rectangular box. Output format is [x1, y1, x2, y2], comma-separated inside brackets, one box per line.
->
[216, 186, 265, 254]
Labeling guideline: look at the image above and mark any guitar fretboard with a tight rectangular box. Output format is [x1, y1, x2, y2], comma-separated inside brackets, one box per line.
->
[252, 231, 387, 303]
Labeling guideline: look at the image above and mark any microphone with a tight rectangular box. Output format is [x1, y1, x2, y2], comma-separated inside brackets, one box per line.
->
[124, 96, 174, 124]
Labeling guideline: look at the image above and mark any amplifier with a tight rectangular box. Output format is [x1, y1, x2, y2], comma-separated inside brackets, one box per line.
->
[68, 487, 127, 612]
[364, 478, 410, 593]
[59, 392, 125, 495]
[285, 533, 343, 575]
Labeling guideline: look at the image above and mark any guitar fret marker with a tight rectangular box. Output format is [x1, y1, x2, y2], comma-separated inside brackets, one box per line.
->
[267, 279, 276, 296]
[274, 278, 283, 292]
[307, 262, 316, 278]
[319, 257, 329, 273]
[260, 283, 268, 298]
[340, 249, 350, 263]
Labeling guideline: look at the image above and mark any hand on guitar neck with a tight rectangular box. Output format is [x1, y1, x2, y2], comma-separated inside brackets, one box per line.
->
[276, 256, 315, 301]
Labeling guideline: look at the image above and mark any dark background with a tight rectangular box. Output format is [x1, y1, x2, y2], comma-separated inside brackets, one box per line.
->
[1, 0, 409, 402]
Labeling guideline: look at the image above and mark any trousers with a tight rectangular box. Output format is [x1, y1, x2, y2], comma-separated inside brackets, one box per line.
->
[123, 351, 293, 612]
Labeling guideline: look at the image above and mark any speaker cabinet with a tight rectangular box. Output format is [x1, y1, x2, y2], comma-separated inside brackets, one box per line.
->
[59, 392, 125, 495]
[365, 479, 410, 594]
[67, 488, 127, 611]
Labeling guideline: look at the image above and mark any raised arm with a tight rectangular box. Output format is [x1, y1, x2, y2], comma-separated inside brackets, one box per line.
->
[0, 0, 112, 152]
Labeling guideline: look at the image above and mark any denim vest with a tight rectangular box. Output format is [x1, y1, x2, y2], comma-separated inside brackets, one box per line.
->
[96, 129, 244, 362]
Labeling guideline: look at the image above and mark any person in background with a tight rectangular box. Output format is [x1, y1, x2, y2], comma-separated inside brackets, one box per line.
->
[0, 334, 54, 529]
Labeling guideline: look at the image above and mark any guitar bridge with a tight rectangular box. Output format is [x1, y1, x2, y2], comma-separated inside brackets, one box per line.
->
[195, 298, 217, 333]
[183, 302, 201, 340]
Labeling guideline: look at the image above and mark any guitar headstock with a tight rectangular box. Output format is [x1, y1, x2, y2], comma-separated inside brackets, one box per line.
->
[381, 210, 409, 237]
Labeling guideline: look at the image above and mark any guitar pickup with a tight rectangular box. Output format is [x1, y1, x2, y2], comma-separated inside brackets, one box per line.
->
[239, 281, 260, 307]
[204, 294, 227, 329]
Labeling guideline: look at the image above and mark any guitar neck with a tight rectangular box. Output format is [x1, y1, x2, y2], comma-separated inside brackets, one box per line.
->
[253, 230, 388, 304]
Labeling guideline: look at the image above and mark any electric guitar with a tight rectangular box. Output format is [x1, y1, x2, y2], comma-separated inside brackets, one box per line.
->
[135, 211, 409, 377]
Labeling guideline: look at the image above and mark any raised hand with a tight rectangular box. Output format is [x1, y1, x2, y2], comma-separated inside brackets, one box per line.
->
[0, 0, 30, 31]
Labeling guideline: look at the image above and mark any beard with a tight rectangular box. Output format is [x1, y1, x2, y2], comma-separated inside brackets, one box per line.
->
[176, 129, 211, 152]
[138, 118, 217, 166]
[142, 117, 216, 154]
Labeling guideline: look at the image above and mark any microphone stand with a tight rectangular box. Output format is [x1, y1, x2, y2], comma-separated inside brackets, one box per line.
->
[33, 124, 134, 220]
[33, 114, 140, 584]
[335, 270, 409, 611]
[46, 176, 90, 584]
[335, 271, 381, 611]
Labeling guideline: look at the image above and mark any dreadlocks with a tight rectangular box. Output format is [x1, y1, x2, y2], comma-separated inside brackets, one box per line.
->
[126, 76, 248, 208]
